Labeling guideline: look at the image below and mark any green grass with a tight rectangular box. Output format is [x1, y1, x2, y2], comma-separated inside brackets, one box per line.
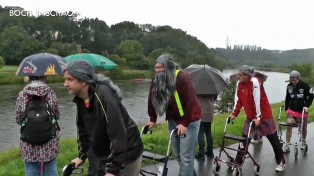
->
[0, 102, 313, 175]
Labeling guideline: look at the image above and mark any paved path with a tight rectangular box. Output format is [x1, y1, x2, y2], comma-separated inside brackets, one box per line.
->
[141, 123, 314, 176]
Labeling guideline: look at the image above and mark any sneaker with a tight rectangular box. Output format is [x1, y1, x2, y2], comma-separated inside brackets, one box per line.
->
[301, 142, 306, 150]
[282, 144, 290, 153]
[195, 153, 205, 160]
[275, 158, 285, 172]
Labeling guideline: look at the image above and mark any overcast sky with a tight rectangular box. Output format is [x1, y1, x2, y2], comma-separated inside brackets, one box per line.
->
[2, 0, 314, 51]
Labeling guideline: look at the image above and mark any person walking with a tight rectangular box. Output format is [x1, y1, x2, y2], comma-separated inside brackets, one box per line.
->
[16, 76, 61, 176]
[283, 70, 313, 152]
[146, 54, 201, 176]
[63, 61, 143, 176]
[195, 94, 216, 160]
[229, 65, 285, 172]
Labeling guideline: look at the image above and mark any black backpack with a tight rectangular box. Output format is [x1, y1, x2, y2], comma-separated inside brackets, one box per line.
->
[20, 94, 60, 145]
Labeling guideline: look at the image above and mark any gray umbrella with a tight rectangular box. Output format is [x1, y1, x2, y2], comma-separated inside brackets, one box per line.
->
[184, 64, 227, 95]
[229, 70, 268, 82]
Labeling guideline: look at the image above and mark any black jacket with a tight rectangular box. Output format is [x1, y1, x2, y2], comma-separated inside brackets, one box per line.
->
[73, 83, 143, 174]
[285, 80, 313, 112]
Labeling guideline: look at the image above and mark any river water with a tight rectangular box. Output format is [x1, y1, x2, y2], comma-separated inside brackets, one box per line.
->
[0, 71, 289, 151]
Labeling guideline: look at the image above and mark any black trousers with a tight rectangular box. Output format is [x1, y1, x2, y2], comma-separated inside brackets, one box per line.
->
[235, 131, 283, 165]
[88, 149, 108, 176]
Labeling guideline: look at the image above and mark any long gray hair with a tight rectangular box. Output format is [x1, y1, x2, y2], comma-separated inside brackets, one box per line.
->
[64, 61, 123, 99]
[152, 54, 177, 117]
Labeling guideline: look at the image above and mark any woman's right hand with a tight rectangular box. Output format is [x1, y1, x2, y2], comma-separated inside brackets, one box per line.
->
[145, 121, 156, 129]
[71, 157, 83, 168]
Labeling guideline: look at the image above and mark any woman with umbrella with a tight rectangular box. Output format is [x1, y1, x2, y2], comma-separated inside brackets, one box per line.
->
[15, 52, 64, 176]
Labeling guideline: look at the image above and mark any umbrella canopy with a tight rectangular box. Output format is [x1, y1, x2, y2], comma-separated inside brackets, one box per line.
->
[184, 64, 227, 95]
[64, 53, 118, 71]
[16, 52, 66, 76]
[229, 70, 268, 82]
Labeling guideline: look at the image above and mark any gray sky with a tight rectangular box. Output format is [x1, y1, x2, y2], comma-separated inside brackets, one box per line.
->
[2, 0, 314, 50]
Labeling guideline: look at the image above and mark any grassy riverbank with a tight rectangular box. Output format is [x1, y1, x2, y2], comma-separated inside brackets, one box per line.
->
[0, 102, 313, 175]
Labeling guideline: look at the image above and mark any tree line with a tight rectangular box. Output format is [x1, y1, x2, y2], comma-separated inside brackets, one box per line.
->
[0, 6, 226, 71]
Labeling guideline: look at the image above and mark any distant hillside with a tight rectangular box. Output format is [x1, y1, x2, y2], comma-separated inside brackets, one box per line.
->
[215, 46, 314, 68]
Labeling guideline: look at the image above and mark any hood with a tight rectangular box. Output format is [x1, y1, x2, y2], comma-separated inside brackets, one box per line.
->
[23, 80, 51, 96]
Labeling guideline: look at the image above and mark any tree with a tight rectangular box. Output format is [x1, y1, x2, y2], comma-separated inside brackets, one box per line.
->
[0, 26, 44, 64]
[114, 40, 145, 69]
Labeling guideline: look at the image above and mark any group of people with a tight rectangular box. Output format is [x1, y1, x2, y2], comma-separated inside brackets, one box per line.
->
[15, 53, 312, 176]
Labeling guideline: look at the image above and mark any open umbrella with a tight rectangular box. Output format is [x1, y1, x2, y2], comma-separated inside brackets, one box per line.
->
[64, 53, 118, 71]
[16, 52, 66, 76]
[184, 64, 227, 95]
[229, 70, 268, 82]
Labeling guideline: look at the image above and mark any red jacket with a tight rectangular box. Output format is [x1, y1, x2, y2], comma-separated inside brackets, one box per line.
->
[148, 70, 201, 127]
[232, 77, 273, 121]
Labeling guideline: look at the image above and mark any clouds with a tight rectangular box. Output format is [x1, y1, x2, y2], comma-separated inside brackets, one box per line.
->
[2, 0, 314, 50]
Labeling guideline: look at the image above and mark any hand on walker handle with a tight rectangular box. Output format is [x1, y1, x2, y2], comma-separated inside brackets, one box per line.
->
[71, 157, 83, 168]
[145, 121, 156, 129]
[252, 119, 261, 127]
[303, 107, 309, 113]
[229, 114, 236, 120]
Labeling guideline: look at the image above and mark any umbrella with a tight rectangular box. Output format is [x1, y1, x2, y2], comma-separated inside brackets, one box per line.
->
[16, 52, 66, 76]
[229, 70, 268, 82]
[64, 53, 118, 71]
[184, 64, 227, 95]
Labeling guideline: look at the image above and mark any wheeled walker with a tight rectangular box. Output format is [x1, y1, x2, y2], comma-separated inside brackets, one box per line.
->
[277, 106, 308, 159]
[213, 117, 261, 176]
[140, 125, 183, 176]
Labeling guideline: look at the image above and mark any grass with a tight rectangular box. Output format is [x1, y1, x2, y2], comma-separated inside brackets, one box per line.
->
[0, 102, 313, 175]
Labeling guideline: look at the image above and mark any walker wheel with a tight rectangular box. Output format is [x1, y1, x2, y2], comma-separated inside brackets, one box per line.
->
[254, 165, 260, 175]
[304, 143, 308, 153]
[232, 167, 242, 176]
[227, 157, 235, 169]
[213, 163, 221, 175]
[294, 147, 298, 159]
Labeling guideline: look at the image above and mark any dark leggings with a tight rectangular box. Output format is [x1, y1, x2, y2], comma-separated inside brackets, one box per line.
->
[235, 131, 284, 165]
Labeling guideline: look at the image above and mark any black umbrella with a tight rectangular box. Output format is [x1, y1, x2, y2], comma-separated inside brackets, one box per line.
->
[16, 52, 66, 76]
[184, 64, 227, 95]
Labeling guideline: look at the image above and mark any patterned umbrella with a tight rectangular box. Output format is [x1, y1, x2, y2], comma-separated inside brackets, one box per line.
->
[16, 52, 66, 76]
[64, 53, 118, 71]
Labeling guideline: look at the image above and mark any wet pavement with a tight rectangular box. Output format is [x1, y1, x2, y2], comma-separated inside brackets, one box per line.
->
[141, 123, 314, 176]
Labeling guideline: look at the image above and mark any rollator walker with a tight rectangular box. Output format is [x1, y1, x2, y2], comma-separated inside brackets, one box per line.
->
[277, 106, 308, 159]
[140, 125, 185, 176]
[213, 117, 261, 176]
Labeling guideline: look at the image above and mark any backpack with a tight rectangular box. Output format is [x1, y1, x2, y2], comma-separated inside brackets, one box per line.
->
[20, 94, 60, 145]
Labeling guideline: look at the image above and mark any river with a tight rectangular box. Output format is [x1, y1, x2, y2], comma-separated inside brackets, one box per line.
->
[0, 70, 289, 151]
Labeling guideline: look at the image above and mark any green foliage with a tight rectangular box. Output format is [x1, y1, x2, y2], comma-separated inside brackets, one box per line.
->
[288, 63, 314, 86]
[216, 80, 237, 113]
[0, 56, 5, 68]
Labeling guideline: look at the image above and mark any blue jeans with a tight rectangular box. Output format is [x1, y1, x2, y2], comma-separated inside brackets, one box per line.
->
[198, 122, 214, 156]
[168, 119, 200, 176]
[25, 158, 58, 176]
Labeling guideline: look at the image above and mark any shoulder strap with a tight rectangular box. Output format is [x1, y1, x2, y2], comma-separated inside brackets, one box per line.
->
[174, 70, 184, 117]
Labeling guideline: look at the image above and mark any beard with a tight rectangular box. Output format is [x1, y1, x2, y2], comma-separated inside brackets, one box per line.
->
[152, 71, 176, 117]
